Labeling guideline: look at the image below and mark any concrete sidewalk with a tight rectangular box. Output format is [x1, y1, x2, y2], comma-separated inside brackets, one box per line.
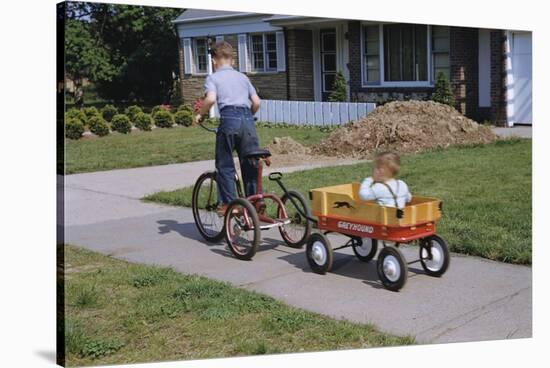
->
[64, 160, 532, 344]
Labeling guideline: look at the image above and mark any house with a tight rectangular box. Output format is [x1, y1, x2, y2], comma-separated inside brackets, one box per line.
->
[173, 9, 532, 126]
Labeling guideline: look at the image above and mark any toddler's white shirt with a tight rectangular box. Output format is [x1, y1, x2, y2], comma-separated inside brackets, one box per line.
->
[358, 177, 412, 208]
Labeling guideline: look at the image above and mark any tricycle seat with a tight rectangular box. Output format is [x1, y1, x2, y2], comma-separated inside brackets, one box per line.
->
[244, 148, 272, 159]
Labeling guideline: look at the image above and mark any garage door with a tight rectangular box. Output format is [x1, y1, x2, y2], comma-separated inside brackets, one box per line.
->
[511, 32, 532, 125]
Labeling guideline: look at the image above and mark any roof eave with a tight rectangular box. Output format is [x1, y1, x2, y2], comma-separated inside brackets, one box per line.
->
[172, 12, 259, 24]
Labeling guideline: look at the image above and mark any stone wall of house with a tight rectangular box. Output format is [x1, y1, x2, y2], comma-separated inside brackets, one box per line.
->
[449, 27, 479, 119]
[489, 30, 507, 126]
[286, 29, 314, 101]
[248, 73, 288, 100]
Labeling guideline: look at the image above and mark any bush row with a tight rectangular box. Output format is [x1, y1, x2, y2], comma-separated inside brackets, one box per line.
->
[64, 104, 195, 140]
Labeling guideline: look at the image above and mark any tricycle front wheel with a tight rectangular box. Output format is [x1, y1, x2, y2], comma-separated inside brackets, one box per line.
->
[278, 190, 312, 248]
[419, 235, 450, 277]
[377, 246, 407, 291]
[306, 233, 333, 274]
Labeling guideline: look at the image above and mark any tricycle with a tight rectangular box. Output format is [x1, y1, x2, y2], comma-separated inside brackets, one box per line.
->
[304, 182, 450, 291]
[191, 120, 312, 260]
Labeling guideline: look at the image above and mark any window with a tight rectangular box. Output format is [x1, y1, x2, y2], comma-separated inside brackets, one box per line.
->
[321, 30, 337, 92]
[432, 26, 450, 80]
[250, 33, 278, 72]
[363, 25, 380, 84]
[361, 24, 450, 86]
[384, 24, 427, 81]
[193, 38, 208, 73]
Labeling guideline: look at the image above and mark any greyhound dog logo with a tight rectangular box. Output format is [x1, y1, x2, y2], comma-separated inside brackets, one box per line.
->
[333, 201, 355, 209]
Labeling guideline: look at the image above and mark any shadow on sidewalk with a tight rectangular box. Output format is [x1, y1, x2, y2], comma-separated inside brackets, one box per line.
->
[156, 220, 221, 246]
[270, 236, 427, 290]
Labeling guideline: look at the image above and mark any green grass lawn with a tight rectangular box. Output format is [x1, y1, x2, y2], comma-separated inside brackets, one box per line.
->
[62, 245, 411, 366]
[65, 125, 329, 174]
[144, 139, 532, 265]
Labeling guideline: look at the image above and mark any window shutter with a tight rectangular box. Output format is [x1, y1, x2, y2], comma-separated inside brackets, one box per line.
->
[238, 34, 249, 73]
[182, 38, 193, 74]
[276, 31, 286, 72]
[215, 35, 224, 43]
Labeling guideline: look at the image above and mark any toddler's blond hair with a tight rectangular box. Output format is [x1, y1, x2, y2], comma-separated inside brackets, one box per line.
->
[374, 151, 401, 178]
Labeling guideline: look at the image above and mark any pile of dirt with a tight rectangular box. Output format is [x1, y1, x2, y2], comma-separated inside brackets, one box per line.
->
[267, 136, 311, 155]
[312, 101, 497, 158]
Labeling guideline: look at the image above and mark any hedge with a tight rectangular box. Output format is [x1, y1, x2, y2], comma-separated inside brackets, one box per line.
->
[88, 116, 110, 137]
[65, 118, 85, 140]
[101, 104, 118, 122]
[153, 110, 174, 128]
[124, 105, 143, 123]
[174, 110, 193, 127]
[134, 112, 152, 131]
[111, 114, 132, 134]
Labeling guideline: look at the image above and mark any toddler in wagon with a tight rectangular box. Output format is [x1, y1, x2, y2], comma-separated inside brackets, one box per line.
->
[359, 151, 412, 208]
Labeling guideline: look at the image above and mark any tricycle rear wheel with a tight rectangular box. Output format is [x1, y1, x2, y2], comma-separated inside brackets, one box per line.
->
[306, 233, 333, 274]
[352, 238, 378, 262]
[419, 235, 450, 277]
[224, 198, 260, 261]
[377, 246, 407, 291]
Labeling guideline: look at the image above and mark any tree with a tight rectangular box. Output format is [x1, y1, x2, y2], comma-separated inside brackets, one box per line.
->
[328, 71, 348, 102]
[65, 2, 182, 104]
[64, 19, 117, 105]
[431, 71, 455, 107]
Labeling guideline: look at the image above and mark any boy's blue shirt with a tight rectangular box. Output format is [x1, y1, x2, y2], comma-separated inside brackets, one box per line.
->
[204, 65, 257, 110]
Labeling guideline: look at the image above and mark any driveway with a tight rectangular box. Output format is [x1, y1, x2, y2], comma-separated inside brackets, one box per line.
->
[63, 159, 532, 344]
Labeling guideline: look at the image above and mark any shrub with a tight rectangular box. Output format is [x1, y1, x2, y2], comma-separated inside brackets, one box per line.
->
[174, 110, 193, 127]
[177, 104, 193, 113]
[134, 112, 152, 131]
[328, 71, 348, 102]
[88, 116, 110, 137]
[66, 108, 86, 125]
[65, 118, 85, 140]
[153, 110, 174, 128]
[431, 71, 455, 107]
[83, 106, 100, 121]
[101, 104, 118, 122]
[124, 105, 143, 122]
[111, 114, 132, 134]
[151, 104, 171, 115]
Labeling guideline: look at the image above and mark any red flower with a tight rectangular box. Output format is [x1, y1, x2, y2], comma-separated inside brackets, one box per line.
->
[193, 98, 203, 113]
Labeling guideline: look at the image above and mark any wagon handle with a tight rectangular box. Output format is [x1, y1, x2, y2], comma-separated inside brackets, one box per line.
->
[269, 172, 318, 224]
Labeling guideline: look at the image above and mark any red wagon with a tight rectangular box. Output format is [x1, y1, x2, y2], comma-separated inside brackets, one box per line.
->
[305, 183, 450, 291]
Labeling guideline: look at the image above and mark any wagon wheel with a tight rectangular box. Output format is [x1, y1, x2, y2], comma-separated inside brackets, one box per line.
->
[377, 246, 408, 291]
[419, 235, 450, 277]
[224, 198, 260, 261]
[306, 233, 333, 274]
[351, 237, 378, 262]
[278, 190, 312, 248]
[192, 171, 224, 242]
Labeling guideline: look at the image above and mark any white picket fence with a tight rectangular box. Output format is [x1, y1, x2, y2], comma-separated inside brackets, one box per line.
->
[214, 100, 376, 126]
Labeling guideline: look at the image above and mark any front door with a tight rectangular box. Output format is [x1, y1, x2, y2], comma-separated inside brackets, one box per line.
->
[511, 32, 532, 125]
[320, 29, 337, 101]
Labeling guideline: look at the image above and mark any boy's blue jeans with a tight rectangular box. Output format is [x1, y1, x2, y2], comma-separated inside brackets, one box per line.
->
[216, 106, 260, 205]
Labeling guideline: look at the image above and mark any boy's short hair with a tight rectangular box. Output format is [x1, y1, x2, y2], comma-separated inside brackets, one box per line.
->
[374, 151, 401, 177]
[210, 41, 233, 59]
